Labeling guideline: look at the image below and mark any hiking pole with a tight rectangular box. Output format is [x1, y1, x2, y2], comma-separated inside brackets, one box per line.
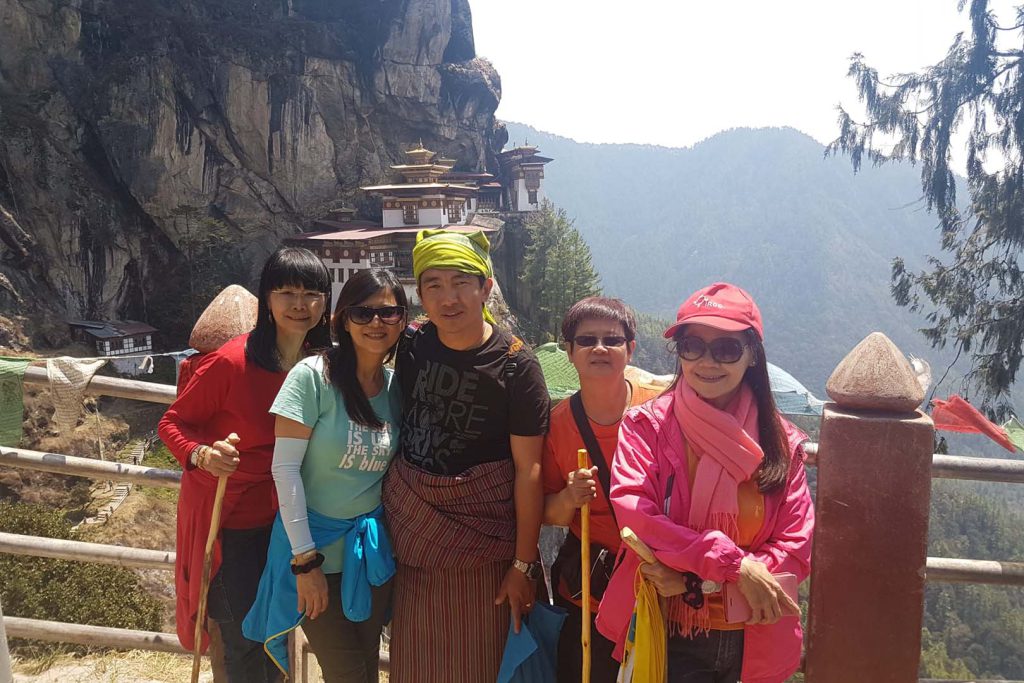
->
[578, 448, 592, 683]
[191, 433, 239, 683]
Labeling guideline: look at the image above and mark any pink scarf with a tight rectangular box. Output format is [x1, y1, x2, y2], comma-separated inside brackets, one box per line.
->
[672, 379, 763, 539]
[668, 380, 764, 636]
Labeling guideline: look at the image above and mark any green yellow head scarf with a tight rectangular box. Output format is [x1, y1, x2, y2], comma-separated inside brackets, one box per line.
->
[413, 228, 496, 324]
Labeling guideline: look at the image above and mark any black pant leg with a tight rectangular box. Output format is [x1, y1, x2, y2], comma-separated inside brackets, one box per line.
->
[301, 573, 392, 683]
[207, 525, 282, 683]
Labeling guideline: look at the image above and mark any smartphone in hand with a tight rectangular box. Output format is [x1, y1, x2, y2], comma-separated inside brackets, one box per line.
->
[723, 572, 800, 623]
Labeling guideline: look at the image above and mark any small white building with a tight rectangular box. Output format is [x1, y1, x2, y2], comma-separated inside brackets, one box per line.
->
[497, 145, 553, 212]
[362, 146, 479, 229]
[67, 320, 158, 357]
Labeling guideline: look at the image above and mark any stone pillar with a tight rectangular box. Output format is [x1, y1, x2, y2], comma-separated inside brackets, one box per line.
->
[804, 333, 934, 683]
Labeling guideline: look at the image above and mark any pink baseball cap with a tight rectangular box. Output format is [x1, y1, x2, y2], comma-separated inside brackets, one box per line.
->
[663, 282, 764, 340]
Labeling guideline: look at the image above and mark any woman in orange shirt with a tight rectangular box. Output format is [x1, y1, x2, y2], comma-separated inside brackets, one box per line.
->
[541, 297, 659, 683]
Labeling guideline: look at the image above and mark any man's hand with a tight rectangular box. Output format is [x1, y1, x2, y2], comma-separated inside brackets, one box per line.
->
[296, 567, 329, 620]
[495, 566, 536, 634]
[737, 557, 800, 625]
[563, 467, 598, 508]
[639, 561, 690, 597]
[201, 433, 241, 476]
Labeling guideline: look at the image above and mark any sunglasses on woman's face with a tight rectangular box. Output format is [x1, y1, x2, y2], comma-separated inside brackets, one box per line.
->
[573, 334, 629, 348]
[678, 336, 748, 364]
[345, 305, 406, 325]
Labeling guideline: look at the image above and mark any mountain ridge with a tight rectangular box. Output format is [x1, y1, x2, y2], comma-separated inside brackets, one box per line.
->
[505, 121, 957, 394]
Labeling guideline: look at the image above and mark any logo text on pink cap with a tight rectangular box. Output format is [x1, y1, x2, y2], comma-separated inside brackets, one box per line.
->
[693, 295, 725, 310]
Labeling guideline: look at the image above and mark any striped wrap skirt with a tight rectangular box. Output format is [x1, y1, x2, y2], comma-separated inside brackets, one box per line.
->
[383, 456, 517, 683]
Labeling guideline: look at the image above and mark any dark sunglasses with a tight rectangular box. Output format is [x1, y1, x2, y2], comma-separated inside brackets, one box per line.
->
[573, 334, 629, 348]
[345, 305, 406, 325]
[678, 336, 748, 364]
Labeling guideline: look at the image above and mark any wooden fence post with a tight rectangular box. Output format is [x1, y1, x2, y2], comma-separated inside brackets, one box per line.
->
[0, 595, 12, 683]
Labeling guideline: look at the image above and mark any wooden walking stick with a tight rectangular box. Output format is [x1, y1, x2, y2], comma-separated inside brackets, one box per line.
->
[191, 433, 239, 683]
[578, 448, 592, 683]
[620, 527, 656, 565]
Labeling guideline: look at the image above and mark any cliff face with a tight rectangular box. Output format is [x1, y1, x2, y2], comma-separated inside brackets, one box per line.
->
[0, 0, 505, 343]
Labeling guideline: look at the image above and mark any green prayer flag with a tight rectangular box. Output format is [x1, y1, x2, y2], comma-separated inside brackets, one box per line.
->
[0, 357, 32, 446]
[1003, 416, 1024, 453]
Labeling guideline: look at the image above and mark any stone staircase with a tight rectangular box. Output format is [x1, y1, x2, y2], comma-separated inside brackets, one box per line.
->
[72, 436, 155, 529]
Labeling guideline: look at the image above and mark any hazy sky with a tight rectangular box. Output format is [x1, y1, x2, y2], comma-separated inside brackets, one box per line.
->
[470, 1, 1020, 149]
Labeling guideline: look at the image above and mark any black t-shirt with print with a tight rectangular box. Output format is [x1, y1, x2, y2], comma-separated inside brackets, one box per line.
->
[396, 321, 551, 475]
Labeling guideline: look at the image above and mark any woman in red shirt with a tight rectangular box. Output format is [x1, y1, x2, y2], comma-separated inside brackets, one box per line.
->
[158, 247, 331, 683]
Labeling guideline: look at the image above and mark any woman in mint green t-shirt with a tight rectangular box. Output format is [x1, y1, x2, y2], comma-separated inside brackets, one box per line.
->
[263, 268, 408, 682]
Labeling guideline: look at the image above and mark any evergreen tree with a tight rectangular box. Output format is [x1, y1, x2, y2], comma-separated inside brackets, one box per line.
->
[521, 201, 602, 340]
[633, 312, 676, 375]
[829, 0, 1024, 412]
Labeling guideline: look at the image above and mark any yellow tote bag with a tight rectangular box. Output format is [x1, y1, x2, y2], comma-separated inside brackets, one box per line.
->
[617, 568, 667, 683]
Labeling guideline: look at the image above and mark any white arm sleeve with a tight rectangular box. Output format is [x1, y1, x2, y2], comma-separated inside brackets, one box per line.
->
[271, 436, 315, 556]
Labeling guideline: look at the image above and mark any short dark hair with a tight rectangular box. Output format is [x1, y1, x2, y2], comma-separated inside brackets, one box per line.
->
[561, 297, 637, 346]
[245, 247, 332, 372]
[324, 269, 408, 429]
[669, 327, 791, 493]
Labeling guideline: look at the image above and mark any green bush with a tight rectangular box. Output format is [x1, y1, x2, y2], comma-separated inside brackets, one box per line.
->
[0, 501, 164, 652]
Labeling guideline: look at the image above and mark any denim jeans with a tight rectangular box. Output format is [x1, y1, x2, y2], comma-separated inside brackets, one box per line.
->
[206, 525, 281, 683]
[667, 629, 744, 683]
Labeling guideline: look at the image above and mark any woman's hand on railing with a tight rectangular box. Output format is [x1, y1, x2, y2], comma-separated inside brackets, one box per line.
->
[639, 560, 689, 597]
[296, 567, 329, 620]
[737, 556, 800, 625]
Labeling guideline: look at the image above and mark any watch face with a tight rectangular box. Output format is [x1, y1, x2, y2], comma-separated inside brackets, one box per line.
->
[515, 559, 541, 580]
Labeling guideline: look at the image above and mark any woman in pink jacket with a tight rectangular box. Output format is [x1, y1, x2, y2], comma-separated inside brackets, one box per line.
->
[596, 282, 814, 683]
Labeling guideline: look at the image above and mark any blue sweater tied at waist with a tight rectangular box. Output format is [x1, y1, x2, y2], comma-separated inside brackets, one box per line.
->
[242, 504, 395, 676]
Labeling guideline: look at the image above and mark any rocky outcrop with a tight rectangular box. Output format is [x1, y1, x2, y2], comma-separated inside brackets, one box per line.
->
[0, 0, 504, 343]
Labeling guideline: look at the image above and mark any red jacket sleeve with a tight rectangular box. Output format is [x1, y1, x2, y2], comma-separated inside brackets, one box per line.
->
[610, 410, 745, 584]
[157, 351, 232, 469]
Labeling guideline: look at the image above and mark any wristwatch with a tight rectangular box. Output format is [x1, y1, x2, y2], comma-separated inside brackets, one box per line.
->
[512, 558, 542, 581]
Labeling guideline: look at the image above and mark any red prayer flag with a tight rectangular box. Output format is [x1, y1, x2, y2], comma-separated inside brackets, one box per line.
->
[931, 395, 1017, 452]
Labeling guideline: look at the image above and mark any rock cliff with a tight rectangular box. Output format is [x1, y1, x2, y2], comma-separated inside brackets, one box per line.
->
[0, 0, 505, 344]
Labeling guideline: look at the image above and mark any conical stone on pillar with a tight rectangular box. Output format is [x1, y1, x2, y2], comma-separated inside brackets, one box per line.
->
[825, 332, 925, 412]
[189, 284, 258, 353]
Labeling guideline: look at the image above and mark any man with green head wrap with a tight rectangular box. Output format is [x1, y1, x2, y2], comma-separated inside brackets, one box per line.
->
[382, 228, 551, 683]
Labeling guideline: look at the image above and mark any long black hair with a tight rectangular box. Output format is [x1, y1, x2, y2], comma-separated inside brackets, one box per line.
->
[324, 268, 408, 429]
[670, 328, 791, 494]
[245, 247, 332, 372]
